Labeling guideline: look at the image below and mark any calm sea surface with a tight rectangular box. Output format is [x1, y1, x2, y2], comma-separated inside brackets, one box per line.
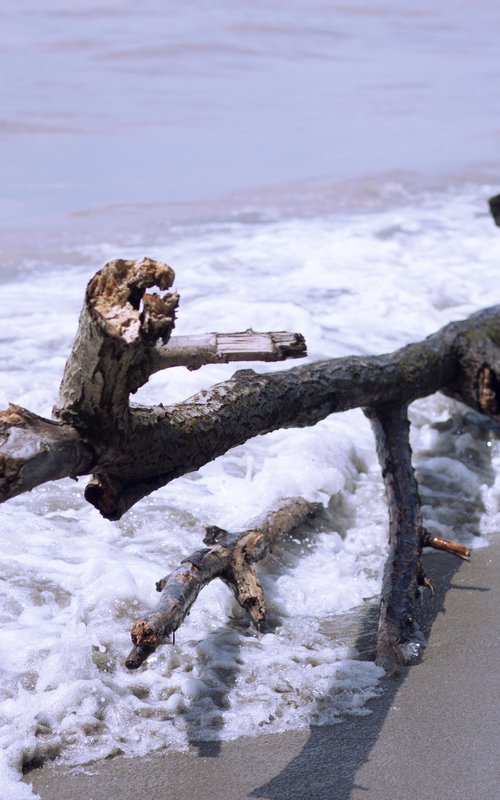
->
[1, 4, 500, 798]
[1, 0, 500, 234]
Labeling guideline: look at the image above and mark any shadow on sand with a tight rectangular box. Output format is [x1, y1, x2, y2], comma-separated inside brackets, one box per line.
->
[251, 407, 499, 800]
[23, 407, 499, 800]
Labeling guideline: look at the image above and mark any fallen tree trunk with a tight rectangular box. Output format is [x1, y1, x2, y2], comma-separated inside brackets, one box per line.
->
[0, 251, 498, 672]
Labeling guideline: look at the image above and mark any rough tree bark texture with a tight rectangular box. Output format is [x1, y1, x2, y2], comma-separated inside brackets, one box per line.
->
[0, 251, 497, 672]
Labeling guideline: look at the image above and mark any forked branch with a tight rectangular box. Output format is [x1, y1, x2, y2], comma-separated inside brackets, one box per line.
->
[126, 498, 320, 669]
[0, 243, 499, 674]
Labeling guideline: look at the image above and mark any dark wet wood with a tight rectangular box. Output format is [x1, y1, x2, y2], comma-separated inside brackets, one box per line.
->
[489, 193, 500, 227]
[364, 403, 427, 671]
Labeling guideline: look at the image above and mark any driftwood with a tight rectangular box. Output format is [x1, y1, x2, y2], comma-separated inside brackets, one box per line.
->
[0, 226, 498, 672]
[489, 193, 500, 227]
[125, 497, 321, 669]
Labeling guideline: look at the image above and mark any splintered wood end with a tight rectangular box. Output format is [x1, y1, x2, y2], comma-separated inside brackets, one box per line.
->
[131, 619, 161, 649]
[87, 257, 178, 342]
[423, 531, 472, 561]
[478, 364, 499, 416]
[125, 644, 157, 670]
[0, 404, 25, 426]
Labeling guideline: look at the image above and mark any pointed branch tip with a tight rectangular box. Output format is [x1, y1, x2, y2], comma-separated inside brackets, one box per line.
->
[423, 532, 471, 561]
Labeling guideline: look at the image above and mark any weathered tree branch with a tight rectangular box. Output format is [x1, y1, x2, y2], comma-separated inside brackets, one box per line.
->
[364, 402, 431, 670]
[157, 330, 307, 370]
[2, 252, 500, 521]
[1, 232, 499, 673]
[59, 303, 500, 519]
[421, 533, 471, 561]
[54, 257, 179, 434]
[125, 498, 320, 669]
[0, 405, 92, 501]
[4, 300, 500, 519]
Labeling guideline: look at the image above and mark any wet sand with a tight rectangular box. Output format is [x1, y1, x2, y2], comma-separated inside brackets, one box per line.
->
[25, 539, 500, 800]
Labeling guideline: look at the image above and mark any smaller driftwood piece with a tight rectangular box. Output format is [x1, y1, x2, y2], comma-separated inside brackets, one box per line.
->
[126, 498, 321, 668]
[0, 198, 498, 675]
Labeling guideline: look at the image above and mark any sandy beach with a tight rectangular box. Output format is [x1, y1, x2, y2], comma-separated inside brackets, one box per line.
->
[24, 538, 500, 800]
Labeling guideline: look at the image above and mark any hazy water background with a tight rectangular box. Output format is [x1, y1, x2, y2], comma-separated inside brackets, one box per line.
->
[1, 0, 500, 236]
[1, 3, 500, 798]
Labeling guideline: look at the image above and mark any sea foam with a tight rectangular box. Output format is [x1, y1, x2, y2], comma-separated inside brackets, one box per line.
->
[1, 186, 499, 797]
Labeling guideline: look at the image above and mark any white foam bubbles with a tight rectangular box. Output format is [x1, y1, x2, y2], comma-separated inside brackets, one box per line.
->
[1, 184, 500, 797]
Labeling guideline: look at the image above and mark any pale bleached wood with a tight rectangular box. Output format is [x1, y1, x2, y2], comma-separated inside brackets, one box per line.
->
[153, 330, 306, 370]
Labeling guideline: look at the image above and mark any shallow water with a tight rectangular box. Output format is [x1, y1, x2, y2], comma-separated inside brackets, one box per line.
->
[1, 3, 500, 799]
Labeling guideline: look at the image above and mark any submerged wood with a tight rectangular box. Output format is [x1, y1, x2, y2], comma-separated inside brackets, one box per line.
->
[125, 498, 320, 669]
[364, 402, 432, 670]
[1, 245, 499, 672]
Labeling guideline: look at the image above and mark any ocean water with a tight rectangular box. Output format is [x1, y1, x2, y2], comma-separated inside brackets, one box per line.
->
[1, 3, 500, 799]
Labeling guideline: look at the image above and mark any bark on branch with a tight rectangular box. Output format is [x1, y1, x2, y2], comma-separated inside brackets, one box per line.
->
[54, 257, 179, 434]
[1, 247, 499, 673]
[125, 498, 321, 669]
[68, 303, 500, 519]
[2, 257, 500, 519]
